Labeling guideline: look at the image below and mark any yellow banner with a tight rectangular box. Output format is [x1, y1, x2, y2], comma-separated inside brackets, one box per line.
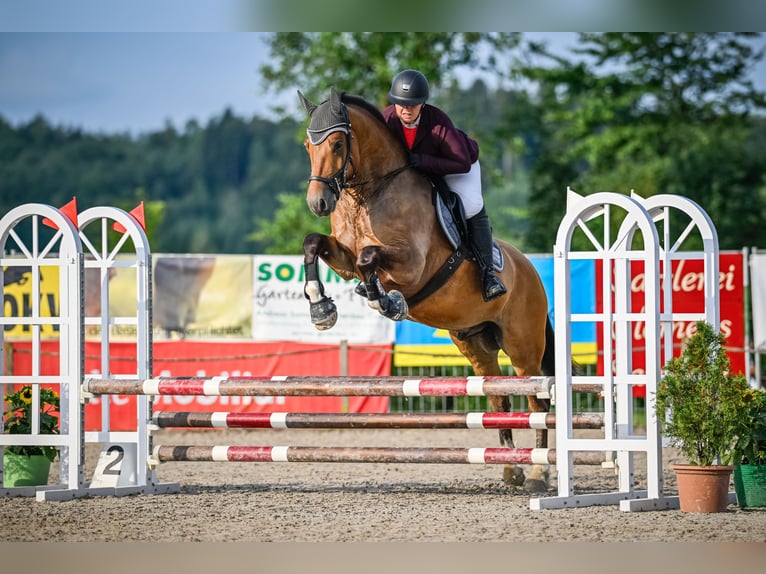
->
[393, 342, 598, 367]
[3, 264, 60, 339]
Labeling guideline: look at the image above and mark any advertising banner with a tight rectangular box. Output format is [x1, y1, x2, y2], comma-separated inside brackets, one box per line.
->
[151, 254, 253, 340]
[595, 252, 746, 397]
[2, 263, 60, 339]
[9, 340, 391, 431]
[252, 255, 395, 344]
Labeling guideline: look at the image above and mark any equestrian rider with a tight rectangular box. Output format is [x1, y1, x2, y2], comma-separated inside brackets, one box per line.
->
[382, 69, 507, 302]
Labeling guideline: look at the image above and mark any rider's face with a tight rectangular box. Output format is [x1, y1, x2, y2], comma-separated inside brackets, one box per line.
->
[395, 103, 423, 125]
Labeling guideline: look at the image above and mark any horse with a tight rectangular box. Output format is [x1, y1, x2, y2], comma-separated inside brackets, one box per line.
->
[297, 87, 555, 491]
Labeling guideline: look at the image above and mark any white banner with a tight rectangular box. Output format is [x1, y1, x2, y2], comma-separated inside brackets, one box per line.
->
[751, 253, 766, 352]
[252, 255, 395, 344]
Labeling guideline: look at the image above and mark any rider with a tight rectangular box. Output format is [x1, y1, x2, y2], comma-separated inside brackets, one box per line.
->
[382, 69, 507, 302]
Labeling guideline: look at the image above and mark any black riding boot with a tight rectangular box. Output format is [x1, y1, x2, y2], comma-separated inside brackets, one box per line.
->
[467, 207, 507, 302]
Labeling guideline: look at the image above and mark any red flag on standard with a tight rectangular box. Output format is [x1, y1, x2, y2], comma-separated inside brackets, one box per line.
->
[113, 201, 146, 233]
[42, 197, 78, 229]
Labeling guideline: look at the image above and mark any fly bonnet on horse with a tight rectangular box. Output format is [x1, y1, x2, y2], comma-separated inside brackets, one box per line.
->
[299, 89, 350, 145]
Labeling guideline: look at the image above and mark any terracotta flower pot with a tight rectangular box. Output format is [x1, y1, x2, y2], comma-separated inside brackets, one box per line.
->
[673, 464, 733, 512]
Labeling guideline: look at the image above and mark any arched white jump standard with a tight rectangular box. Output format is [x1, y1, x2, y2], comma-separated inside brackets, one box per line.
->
[0, 204, 84, 496]
[529, 190, 721, 511]
[0, 204, 178, 500]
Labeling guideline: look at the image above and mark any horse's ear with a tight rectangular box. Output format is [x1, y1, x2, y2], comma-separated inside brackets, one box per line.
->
[297, 90, 317, 116]
[330, 87, 343, 114]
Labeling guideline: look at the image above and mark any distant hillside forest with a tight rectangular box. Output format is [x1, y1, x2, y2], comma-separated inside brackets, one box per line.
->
[0, 109, 309, 254]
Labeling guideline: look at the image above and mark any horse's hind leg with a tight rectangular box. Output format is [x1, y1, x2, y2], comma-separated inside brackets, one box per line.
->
[521, 394, 551, 492]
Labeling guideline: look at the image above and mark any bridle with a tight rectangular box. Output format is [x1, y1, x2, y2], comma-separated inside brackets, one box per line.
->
[306, 100, 413, 202]
[306, 102, 353, 201]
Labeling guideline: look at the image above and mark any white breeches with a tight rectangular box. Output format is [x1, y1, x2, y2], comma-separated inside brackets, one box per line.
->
[444, 161, 483, 218]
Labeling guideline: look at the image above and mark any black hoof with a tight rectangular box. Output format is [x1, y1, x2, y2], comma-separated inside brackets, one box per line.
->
[354, 282, 367, 297]
[381, 290, 408, 321]
[309, 297, 337, 330]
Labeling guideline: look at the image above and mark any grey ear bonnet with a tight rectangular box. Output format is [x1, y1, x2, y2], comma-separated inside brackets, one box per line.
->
[299, 88, 350, 145]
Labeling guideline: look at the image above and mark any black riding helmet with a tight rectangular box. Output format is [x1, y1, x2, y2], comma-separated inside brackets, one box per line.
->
[388, 69, 429, 106]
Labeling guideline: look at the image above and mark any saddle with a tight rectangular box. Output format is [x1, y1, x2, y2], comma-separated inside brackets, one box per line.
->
[430, 176, 504, 271]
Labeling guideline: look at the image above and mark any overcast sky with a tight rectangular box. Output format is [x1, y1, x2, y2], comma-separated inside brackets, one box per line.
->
[1, 32, 764, 136]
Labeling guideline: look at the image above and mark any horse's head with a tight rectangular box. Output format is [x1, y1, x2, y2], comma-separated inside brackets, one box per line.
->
[298, 87, 352, 216]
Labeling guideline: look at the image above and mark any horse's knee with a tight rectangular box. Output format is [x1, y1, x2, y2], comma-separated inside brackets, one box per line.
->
[357, 245, 380, 272]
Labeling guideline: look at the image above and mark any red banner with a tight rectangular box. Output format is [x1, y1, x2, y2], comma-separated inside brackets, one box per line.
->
[596, 252, 745, 397]
[9, 340, 392, 430]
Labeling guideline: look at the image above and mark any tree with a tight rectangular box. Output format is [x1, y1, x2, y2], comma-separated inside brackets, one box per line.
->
[519, 32, 766, 251]
[249, 193, 330, 254]
[261, 32, 521, 108]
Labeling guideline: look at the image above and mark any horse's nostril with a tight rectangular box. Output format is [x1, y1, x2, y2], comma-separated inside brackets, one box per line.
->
[319, 199, 327, 213]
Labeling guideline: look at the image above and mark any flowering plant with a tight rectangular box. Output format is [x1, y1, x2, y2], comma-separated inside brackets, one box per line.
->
[3, 385, 60, 462]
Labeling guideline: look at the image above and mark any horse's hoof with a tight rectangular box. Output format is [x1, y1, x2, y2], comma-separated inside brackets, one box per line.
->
[353, 282, 367, 297]
[382, 290, 408, 321]
[523, 477, 549, 493]
[524, 465, 550, 493]
[503, 465, 526, 486]
[309, 297, 338, 329]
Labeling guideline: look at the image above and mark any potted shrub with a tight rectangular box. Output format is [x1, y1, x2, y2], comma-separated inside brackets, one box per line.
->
[3, 385, 60, 487]
[732, 387, 766, 508]
[654, 320, 749, 512]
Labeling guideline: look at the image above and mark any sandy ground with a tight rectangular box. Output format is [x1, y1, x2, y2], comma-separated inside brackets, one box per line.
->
[1, 427, 765, 543]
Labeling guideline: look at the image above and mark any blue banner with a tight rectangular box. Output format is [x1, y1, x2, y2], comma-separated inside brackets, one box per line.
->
[394, 256, 596, 366]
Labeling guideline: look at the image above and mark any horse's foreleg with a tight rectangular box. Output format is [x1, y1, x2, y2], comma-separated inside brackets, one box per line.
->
[357, 246, 408, 321]
[302, 233, 354, 330]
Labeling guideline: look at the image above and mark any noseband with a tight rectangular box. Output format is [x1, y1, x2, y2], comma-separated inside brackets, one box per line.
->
[306, 102, 353, 201]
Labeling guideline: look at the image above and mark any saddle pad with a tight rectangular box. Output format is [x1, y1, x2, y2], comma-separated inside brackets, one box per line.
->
[435, 193, 504, 272]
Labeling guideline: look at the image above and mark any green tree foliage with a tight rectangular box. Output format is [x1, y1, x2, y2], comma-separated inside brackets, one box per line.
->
[261, 32, 521, 108]
[519, 33, 766, 251]
[249, 193, 331, 254]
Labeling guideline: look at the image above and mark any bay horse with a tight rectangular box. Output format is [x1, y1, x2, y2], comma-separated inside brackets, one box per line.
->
[298, 87, 555, 491]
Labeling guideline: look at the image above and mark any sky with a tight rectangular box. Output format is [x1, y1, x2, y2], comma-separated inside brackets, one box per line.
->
[0, 33, 285, 135]
[1, 32, 765, 137]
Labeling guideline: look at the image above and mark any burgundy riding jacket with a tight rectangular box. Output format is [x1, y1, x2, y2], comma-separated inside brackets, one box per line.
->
[382, 104, 479, 176]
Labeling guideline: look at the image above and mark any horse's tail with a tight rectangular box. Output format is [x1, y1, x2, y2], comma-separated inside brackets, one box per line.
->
[541, 315, 556, 376]
[541, 314, 583, 378]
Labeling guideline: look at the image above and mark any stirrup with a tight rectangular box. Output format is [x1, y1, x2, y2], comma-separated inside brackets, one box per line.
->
[482, 273, 507, 302]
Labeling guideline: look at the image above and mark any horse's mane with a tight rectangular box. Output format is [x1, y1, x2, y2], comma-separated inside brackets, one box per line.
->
[340, 93, 386, 126]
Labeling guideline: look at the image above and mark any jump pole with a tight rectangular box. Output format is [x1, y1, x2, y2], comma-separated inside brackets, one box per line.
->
[152, 411, 605, 430]
[152, 445, 610, 466]
[85, 375, 605, 398]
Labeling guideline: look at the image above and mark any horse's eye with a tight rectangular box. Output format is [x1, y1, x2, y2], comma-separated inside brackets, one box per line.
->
[333, 139, 344, 155]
